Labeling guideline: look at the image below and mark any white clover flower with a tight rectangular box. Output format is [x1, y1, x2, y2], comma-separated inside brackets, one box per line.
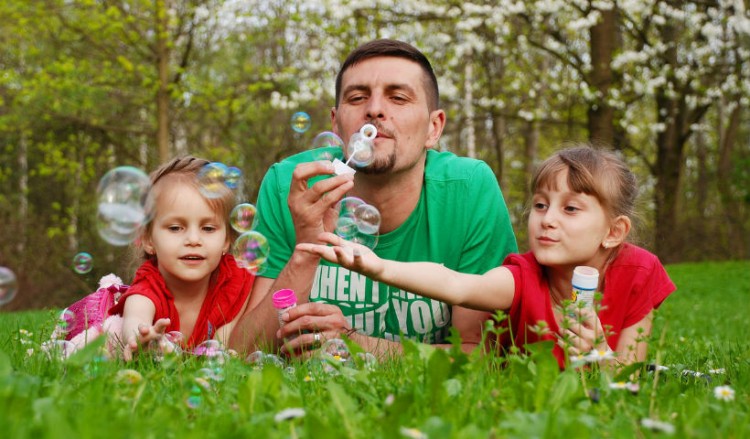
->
[641, 418, 676, 434]
[609, 381, 640, 393]
[400, 427, 427, 439]
[714, 385, 735, 402]
[26, 348, 34, 357]
[274, 407, 306, 422]
[584, 347, 615, 363]
[384, 394, 395, 406]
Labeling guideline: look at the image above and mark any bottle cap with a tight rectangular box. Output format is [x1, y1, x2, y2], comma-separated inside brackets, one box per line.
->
[572, 266, 599, 290]
[272, 289, 297, 309]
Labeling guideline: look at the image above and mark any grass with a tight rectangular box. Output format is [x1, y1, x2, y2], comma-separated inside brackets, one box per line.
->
[0, 260, 748, 438]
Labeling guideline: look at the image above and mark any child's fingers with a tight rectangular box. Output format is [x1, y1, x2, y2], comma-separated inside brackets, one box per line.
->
[153, 318, 170, 335]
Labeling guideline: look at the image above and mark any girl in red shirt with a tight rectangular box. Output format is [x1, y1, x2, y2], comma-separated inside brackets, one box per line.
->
[298, 145, 675, 367]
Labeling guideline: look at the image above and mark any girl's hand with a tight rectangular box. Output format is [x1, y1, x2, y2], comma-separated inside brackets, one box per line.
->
[295, 232, 385, 278]
[123, 318, 171, 361]
[559, 308, 610, 358]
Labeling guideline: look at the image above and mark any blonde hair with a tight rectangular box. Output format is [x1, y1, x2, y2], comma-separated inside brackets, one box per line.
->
[531, 144, 638, 224]
[138, 156, 237, 262]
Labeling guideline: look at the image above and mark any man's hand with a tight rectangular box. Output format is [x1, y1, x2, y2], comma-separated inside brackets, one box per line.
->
[276, 302, 351, 358]
[288, 161, 354, 244]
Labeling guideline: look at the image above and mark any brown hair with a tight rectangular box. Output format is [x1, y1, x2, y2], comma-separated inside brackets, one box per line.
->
[137, 156, 237, 262]
[531, 144, 638, 227]
[334, 39, 440, 111]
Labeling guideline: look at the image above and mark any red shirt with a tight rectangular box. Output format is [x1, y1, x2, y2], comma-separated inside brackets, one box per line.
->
[110, 254, 254, 347]
[500, 243, 675, 367]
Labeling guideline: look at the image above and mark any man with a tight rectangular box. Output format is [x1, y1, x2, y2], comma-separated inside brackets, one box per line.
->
[229, 39, 517, 356]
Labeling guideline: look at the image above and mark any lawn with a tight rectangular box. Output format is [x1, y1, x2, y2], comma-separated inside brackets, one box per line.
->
[1, 260, 748, 438]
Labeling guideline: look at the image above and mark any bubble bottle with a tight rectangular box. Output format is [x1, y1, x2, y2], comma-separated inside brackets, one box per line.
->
[572, 266, 599, 308]
[272, 289, 297, 327]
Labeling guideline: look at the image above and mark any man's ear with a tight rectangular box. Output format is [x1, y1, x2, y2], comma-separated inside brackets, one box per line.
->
[603, 215, 631, 248]
[425, 109, 446, 150]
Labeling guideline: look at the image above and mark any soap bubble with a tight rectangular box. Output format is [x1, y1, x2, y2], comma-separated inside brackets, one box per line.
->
[96, 166, 151, 246]
[334, 197, 380, 249]
[224, 166, 242, 189]
[353, 204, 381, 235]
[41, 340, 76, 361]
[197, 162, 230, 199]
[57, 308, 76, 335]
[72, 252, 93, 274]
[230, 203, 258, 233]
[311, 131, 345, 161]
[291, 111, 312, 133]
[346, 132, 375, 167]
[0, 267, 18, 306]
[312, 131, 345, 149]
[231, 231, 270, 273]
[321, 338, 350, 359]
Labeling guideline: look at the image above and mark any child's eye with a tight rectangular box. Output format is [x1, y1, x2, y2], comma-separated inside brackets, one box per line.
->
[533, 202, 547, 210]
[203, 225, 217, 232]
[564, 205, 580, 213]
[168, 225, 182, 232]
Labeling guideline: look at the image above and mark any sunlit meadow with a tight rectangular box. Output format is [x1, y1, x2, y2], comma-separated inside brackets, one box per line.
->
[1, 260, 748, 438]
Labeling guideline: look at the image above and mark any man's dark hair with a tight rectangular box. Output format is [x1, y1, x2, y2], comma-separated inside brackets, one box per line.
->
[334, 39, 440, 111]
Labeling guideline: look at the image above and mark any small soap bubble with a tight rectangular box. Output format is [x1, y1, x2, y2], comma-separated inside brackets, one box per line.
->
[321, 338, 350, 360]
[346, 132, 375, 167]
[334, 197, 380, 250]
[186, 387, 203, 409]
[0, 266, 19, 306]
[245, 350, 265, 365]
[291, 111, 312, 133]
[197, 162, 230, 199]
[354, 204, 381, 235]
[224, 166, 242, 189]
[230, 203, 258, 233]
[231, 231, 271, 273]
[57, 308, 76, 335]
[350, 233, 379, 249]
[41, 340, 76, 361]
[72, 252, 93, 274]
[357, 352, 378, 370]
[335, 215, 358, 239]
[96, 166, 151, 246]
[166, 331, 184, 345]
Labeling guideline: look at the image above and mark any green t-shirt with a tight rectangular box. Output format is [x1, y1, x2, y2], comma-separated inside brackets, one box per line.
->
[254, 148, 518, 343]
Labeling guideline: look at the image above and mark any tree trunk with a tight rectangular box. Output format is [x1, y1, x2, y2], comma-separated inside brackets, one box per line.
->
[716, 100, 745, 258]
[588, 8, 616, 147]
[156, 0, 170, 162]
[464, 50, 476, 159]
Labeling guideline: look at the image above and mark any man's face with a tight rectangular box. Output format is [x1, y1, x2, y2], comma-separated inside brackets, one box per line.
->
[332, 56, 444, 175]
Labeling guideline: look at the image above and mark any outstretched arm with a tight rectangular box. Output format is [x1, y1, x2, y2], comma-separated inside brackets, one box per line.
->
[120, 294, 170, 361]
[296, 232, 516, 312]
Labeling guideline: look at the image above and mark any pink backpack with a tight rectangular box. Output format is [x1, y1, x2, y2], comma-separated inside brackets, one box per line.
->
[53, 274, 129, 341]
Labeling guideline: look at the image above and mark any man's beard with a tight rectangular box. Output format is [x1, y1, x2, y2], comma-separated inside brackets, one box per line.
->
[354, 150, 397, 175]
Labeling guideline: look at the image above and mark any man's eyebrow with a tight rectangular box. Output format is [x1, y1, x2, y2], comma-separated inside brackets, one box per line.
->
[341, 84, 370, 96]
[384, 83, 417, 95]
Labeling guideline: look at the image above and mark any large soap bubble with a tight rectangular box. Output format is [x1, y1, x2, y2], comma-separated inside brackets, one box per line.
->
[231, 231, 270, 274]
[96, 166, 151, 246]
